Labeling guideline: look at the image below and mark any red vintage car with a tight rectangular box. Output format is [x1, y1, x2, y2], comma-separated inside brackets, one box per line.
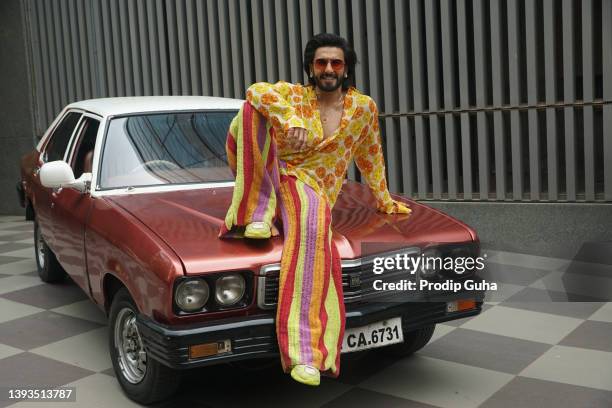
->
[17, 97, 485, 404]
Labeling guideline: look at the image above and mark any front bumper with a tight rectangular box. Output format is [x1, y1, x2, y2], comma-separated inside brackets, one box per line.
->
[137, 288, 485, 370]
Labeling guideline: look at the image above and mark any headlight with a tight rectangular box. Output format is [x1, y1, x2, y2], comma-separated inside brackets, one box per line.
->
[419, 248, 440, 280]
[419, 243, 480, 280]
[175, 279, 209, 312]
[215, 274, 246, 306]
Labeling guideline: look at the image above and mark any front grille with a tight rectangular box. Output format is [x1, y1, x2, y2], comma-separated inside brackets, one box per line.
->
[257, 248, 421, 310]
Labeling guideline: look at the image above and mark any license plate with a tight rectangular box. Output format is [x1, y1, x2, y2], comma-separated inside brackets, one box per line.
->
[341, 317, 404, 353]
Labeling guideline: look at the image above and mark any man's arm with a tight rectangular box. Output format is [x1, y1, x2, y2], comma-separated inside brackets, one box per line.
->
[246, 81, 305, 132]
[246, 81, 310, 149]
[353, 100, 411, 214]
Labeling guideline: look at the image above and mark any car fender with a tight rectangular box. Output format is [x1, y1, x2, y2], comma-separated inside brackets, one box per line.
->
[86, 198, 185, 323]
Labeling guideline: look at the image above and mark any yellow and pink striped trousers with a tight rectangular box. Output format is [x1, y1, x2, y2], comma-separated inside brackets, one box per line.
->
[220, 102, 346, 377]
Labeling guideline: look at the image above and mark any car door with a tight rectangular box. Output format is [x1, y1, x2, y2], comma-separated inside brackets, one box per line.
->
[32, 110, 82, 249]
[51, 114, 101, 293]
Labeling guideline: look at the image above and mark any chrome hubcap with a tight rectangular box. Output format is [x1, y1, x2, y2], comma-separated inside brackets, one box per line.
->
[35, 226, 45, 269]
[115, 308, 147, 384]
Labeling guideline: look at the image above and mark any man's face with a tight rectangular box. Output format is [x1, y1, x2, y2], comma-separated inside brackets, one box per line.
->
[311, 47, 346, 92]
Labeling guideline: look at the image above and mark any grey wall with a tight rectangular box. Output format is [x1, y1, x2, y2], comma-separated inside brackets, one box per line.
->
[4, 0, 612, 263]
[429, 201, 612, 259]
[18, 0, 612, 207]
[0, 0, 34, 215]
[0, 0, 612, 258]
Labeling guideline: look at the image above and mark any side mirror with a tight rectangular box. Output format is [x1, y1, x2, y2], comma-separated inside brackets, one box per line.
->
[40, 161, 91, 193]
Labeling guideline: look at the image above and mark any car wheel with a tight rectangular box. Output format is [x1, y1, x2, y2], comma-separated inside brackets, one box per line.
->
[378, 325, 436, 358]
[34, 219, 66, 283]
[109, 288, 181, 404]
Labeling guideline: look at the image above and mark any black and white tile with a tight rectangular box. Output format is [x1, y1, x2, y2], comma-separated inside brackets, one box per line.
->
[0, 216, 610, 407]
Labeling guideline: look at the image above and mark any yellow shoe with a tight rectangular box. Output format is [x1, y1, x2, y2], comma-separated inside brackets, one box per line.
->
[244, 221, 271, 239]
[290, 364, 320, 386]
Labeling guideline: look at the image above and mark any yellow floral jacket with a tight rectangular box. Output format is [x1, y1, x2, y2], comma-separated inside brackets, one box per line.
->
[245, 81, 410, 214]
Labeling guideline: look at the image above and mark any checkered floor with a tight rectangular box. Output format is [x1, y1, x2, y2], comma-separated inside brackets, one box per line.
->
[0, 215, 610, 408]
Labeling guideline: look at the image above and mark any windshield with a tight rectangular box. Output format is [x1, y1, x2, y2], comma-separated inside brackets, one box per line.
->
[99, 110, 236, 189]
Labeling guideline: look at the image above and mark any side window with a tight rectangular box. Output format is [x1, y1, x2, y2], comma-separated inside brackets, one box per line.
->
[43, 112, 81, 163]
[70, 117, 100, 179]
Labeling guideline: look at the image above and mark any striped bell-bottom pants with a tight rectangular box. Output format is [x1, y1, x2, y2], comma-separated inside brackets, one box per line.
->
[220, 102, 346, 377]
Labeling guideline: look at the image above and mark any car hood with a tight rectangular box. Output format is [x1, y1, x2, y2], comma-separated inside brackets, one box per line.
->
[107, 182, 475, 275]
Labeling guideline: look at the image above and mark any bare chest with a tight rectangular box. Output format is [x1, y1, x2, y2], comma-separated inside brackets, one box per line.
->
[318, 105, 343, 139]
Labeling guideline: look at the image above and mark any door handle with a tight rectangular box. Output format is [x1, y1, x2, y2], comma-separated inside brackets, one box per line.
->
[51, 202, 55, 209]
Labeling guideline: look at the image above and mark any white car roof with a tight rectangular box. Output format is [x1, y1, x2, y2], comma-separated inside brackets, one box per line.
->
[67, 96, 244, 117]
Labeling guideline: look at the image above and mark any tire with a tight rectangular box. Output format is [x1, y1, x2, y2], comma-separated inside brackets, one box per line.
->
[379, 325, 436, 358]
[25, 201, 35, 221]
[34, 219, 66, 283]
[108, 288, 181, 405]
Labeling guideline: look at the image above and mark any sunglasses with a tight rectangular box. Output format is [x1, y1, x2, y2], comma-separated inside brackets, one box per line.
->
[313, 58, 345, 72]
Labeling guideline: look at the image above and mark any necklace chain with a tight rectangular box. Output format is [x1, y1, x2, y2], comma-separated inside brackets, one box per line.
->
[315, 90, 345, 107]
[317, 90, 345, 123]
[316, 92, 344, 123]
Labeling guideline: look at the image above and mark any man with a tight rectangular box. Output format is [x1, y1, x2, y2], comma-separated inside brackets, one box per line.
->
[220, 33, 410, 386]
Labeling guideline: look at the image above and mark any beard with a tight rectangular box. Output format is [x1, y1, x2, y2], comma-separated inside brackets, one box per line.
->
[314, 72, 343, 92]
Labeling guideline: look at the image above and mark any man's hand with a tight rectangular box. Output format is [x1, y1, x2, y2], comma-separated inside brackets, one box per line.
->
[286, 127, 309, 151]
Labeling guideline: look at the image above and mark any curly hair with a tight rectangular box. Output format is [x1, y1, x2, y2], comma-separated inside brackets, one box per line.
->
[303, 33, 358, 91]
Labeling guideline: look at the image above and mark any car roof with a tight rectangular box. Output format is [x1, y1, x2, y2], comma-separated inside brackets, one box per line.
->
[66, 96, 244, 117]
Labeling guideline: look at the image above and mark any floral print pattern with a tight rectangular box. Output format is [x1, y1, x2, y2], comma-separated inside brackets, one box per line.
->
[245, 81, 411, 214]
